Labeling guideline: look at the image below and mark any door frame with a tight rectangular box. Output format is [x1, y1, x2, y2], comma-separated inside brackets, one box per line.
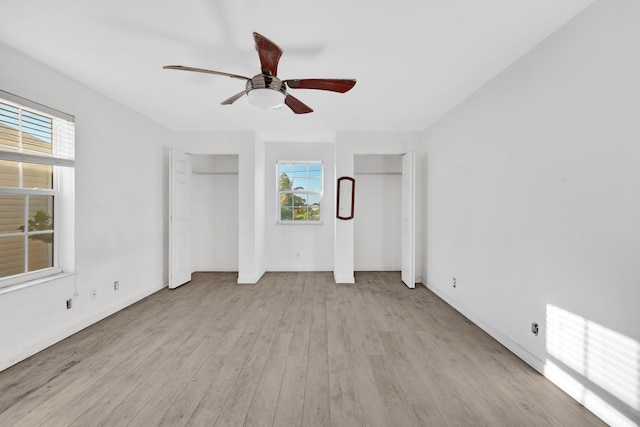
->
[350, 151, 416, 287]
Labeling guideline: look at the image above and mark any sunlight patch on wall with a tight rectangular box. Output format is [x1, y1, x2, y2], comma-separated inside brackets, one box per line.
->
[545, 304, 639, 426]
[544, 360, 638, 427]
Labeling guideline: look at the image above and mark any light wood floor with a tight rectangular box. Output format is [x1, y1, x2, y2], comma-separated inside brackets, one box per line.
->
[0, 272, 605, 427]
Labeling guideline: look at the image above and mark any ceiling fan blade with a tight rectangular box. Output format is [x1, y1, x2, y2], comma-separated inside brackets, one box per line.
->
[284, 79, 356, 93]
[253, 32, 282, 76]
[221, 90, 246, 105]
[284, 95, 313, 114]
[163, 65, 249, 81]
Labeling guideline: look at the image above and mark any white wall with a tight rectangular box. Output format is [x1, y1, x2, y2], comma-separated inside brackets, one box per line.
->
[0, 42, 170, 371]
[334, 131, 422, 283]
[190, 155, 239, 271]
[354, 155, 402, 271]
[264, 141, 335, 271]
[421, 1, 640, 425]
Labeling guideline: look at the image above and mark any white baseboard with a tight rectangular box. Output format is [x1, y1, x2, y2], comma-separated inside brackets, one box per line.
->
[237, 272, 264, 284]
[0, 283, 165, 372]
[427, 281, 545, 371]
[333, 272, 355, 284]
[192, 267, 238, 272]
[426, 281, 633, 427]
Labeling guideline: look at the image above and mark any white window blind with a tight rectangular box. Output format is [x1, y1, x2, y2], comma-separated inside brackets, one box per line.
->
[0, 90, 75, 167]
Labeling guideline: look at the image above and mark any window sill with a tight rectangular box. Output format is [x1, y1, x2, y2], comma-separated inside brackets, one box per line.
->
[0, 271, 76, 296]
[277, 221, 324, 225]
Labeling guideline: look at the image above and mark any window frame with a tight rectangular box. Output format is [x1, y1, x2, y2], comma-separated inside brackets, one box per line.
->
[0, 92, 74, 289]
[276, 160, 324, 224]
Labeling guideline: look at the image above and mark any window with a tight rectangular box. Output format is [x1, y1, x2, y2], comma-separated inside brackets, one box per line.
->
[277, 161, 323, 222]
[0, 91, 75, 288]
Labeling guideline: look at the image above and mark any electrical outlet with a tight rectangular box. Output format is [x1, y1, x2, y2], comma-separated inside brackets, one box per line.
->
[66, 299, 72, 309]
[91, 288, 97, 300]
[531, 322, 539, 336]
[114, 281, 119, 290]
[452, 277, 456, 288]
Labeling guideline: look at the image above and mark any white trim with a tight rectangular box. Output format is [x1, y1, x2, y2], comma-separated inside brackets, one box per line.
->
[0, 89, 74, 122]
[0, 267, 64, 290]
[426, 281, 546, 372]
[275, 220, 324, 226]
[354, 267, 400, 272]
[334, 272, 355, 284]
[237, 271, 265, 284]
[0, 271, 73, 296]
[0, 93, 74, 288]
[0, 151, 74, 167]
[354, 172, 402, 176]
[0, 281, 164, 372]
[0, 186, 56, 196]
[0, 182, 59, 289]
[191, 172, 238, 176]
[424, 281, 631, 427]
[0, 96, 75, 165]
[276, 160, 324, 224]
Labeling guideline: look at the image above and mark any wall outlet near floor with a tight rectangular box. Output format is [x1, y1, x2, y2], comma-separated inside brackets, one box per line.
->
[91, 288, 97, 300]
[114, 281, 119, 290]
[66, 299, 72, 309]
[531, 322, 539, 336]
[452, 277, 456, 288]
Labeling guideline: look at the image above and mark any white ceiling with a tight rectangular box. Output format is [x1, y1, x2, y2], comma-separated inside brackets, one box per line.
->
[0, 0, 594, 140]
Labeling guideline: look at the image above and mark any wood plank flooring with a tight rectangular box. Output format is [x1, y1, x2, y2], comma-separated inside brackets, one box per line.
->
[0, 272, 605, 426]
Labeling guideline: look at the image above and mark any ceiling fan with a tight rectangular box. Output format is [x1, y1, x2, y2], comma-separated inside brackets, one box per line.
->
[163, 32, 356, 114]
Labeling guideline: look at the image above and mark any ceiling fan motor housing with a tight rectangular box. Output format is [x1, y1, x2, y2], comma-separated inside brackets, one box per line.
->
[246, 74, 287, 96]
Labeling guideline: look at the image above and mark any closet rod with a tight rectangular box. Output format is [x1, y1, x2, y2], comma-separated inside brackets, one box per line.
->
[192, 172, 239, 175]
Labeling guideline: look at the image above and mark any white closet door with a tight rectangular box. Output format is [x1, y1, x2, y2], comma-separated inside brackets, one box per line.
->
[169, 149, 192, 289]
[401, 151, 415, 289]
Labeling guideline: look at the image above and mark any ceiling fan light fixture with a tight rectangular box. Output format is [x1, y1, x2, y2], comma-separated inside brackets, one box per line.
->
[247, 88, 285, 110]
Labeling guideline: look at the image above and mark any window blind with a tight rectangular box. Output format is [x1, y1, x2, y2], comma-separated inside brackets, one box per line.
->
[0, 90, 75, 167]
